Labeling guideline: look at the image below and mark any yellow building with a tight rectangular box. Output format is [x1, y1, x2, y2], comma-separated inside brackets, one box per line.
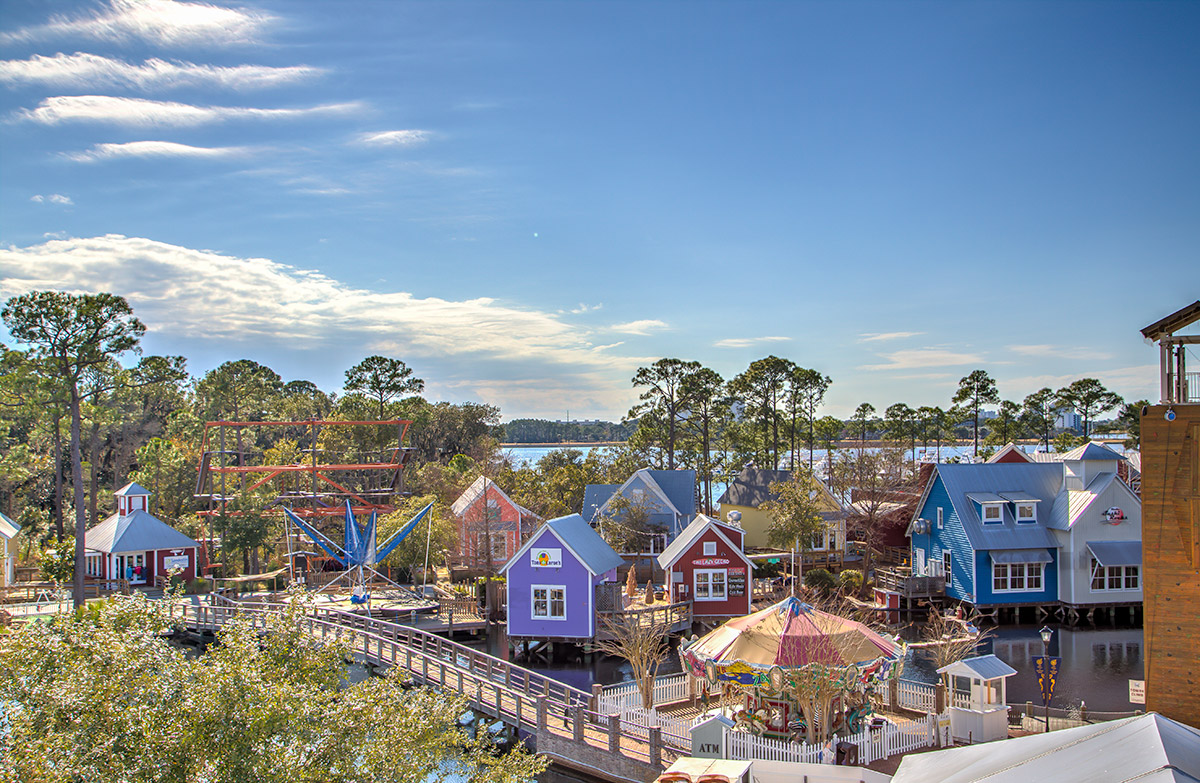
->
[716, 468, 847, 563]
[0, 511, 20, 588]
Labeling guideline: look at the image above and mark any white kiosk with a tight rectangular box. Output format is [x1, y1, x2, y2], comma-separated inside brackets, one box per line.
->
[937, 654, 1016, 744]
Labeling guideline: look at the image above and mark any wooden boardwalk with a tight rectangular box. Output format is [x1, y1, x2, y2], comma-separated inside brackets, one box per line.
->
[173, 598, 679, 782]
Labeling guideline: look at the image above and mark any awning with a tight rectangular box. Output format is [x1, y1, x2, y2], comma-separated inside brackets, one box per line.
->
[1086, 541, 1141, 568]
[989, 549, 1053, 565]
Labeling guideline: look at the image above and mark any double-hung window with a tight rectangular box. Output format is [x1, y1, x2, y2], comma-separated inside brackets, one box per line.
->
[532, 585, 566, 619]
[1090, 559, 1139, 592]
[993, 562, 1043, 592]
[694, 569, 727, 601]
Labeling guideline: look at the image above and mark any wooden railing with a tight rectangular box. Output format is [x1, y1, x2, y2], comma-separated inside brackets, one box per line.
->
[596, 599, 692, 633]
[0, 579, 124, 604]
[875, 567, 944, 597]
[176, 597, 677, 771]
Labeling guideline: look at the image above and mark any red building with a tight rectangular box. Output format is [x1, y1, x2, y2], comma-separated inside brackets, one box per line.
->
[83, 483, 200, 586]
[451, 477, 539, 568]
[657, 514, 754, 618]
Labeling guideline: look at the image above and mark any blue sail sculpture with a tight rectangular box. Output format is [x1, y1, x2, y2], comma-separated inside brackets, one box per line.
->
[283, 500, 433, 569]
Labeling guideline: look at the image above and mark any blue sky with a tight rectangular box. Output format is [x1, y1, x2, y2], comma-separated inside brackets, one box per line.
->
[2, 0, 1197, 421]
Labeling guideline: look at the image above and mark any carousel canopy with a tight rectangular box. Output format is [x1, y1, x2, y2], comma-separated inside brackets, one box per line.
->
[687, 596, 902, 669]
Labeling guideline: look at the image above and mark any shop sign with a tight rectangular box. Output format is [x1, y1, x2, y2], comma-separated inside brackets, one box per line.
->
[163, 555, 189, 571]
[692, 557, 730, 566]
[531, 548, 562, 568]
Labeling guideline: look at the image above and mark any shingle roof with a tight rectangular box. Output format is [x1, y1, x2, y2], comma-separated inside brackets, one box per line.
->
[0, 511, 19, 540]
[716, 468, 792, 507]
[85, 510, 199, 554]
[582, 468, 697, 521]
[932, 463, 1063, 550]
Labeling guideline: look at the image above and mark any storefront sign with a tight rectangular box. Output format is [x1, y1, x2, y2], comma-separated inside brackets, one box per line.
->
[692, 557, 729, 566]
[728, 568, 747, 597]
[163, 555, 189, 571]
[1129, 679, 1145, 704]
[531, 548, 562, 568]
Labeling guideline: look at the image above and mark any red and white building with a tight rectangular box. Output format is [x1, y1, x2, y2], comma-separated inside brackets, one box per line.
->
[84, 483, 200, 585]
[451, 477, 539, 568]
[657, 513, 755, 618]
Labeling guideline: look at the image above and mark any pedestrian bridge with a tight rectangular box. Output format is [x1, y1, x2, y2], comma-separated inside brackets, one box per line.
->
[172, 597, 684, 783]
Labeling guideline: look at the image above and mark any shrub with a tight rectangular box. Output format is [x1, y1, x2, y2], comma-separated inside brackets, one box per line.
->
[804, 568, 837, 594]
[187, 577, 210, 595]
[839, 569, 864, 594]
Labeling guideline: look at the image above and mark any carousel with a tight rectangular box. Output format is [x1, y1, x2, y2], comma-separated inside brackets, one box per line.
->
[679, 596, 904, 744]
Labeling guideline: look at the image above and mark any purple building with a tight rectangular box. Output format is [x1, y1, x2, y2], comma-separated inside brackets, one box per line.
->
[502, 513, 623, 644]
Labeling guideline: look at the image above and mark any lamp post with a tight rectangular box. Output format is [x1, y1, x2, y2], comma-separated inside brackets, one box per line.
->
[1039, 625, 1054, 733]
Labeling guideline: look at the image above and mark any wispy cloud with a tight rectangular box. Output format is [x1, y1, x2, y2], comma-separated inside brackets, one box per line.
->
[1007, 344, 1114, 361]
[0, 235, 644, 416]
[66, 141, 252, 162]
[570, 303, 602, 314]
[18, 95, 361, 127]
[357, 130, 431, 147]
[30, 193, 73, 205]
[1, 0, 273, 47]
[610, 319, 668, 336]
[0, 53, 321, 91]
[859, 348, 982, 371]
[713, 336, 791, 349]
[859, 331, 924, 342]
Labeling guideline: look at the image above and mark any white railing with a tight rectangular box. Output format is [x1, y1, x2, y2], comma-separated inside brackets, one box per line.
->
[620, 706, 692, 753]
[727, 715, 935, 766]
[597, 672, 689, 713]
[952, 691, 971, 709]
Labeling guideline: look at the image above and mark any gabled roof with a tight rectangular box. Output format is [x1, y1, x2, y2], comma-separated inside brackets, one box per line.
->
[114, 481, 152, 497]
[890, 712, 1200, 783]
[0, 510, 19, 540]
[1141, 300, 1200, 340]
[936, 654, 1017, 680]
[986, 443, 1035, 464]
[717, 468, 792, 507]
[501, 513, 624, 576]
[1061, 442, 1125, 462]
[1047, 471, 1141, 530]
[450, 476, 537, 519]
[657, 514, 754, 570]
[717, 467, 846, 515]
[583, 468, 696, 521]
[920, 463, 1062, 551]
[85, 509, 199, 554]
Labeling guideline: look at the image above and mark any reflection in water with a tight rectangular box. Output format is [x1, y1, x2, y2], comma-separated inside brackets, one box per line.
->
[901, 624, 1143, 712]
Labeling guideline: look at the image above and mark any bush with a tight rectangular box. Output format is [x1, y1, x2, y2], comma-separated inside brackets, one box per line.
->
[839, 569, 864, 594]
[804, 568, 837, 594]
[187, 578, 210, 595]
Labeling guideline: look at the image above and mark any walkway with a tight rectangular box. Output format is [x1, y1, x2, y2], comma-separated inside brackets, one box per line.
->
[173, 597, 677, 783]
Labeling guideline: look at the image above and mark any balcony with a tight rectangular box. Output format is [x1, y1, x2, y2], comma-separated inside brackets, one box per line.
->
[875, 566, 945, 598]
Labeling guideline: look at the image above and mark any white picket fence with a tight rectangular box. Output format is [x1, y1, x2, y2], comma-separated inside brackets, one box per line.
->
[620, 706, 692, 752]
[597, 672, 690, 714]
[727, 715, 937, 766]
[871, 678, 971, 713]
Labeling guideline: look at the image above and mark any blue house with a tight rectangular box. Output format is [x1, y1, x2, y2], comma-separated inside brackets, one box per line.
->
[501, 513, 624, 644]
[908, 463, 1064, 613]
[582, 467, 697, 540]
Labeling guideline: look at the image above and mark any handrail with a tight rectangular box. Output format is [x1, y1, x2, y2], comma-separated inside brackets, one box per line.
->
[174, 600, 672, 761]
[206, 595, 591, 705]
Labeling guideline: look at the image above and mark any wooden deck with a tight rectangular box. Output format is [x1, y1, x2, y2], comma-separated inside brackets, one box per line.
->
[174, 597, 677, 782]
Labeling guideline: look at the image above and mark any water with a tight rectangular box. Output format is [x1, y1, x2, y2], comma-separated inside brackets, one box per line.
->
[900, 624, 1143, 712]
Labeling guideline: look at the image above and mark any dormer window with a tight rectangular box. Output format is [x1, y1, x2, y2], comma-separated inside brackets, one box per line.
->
[1016, 503, 1037, 523]
[982, 504, 1003, 524]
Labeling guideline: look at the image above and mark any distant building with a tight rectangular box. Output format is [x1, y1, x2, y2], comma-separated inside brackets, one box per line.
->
[582, 467, 697, 540]
[1054, 407, 1082, 432]
[84, 483, 200, 585]
[716, 467, 847, 554]
[450, 477, 539, 568]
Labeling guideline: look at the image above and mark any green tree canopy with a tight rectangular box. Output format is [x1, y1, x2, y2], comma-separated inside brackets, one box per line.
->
[952, 369, 1000, 456]
[1055, 378, 1123, 438]
[344, 355, 425, 420]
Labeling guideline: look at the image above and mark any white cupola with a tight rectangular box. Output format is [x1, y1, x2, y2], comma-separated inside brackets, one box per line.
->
[114, 482, 152, 517]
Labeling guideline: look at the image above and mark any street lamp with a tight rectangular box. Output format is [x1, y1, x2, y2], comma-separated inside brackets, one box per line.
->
[1038, 625, 1055, 733]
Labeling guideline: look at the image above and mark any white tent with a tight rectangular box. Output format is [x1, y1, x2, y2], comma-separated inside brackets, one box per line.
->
[890, 713, 1200, 783]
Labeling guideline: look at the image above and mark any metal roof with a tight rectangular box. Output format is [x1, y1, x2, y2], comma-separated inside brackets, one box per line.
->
[998, 491, 1040, 502]
[85, 509, 199, 554]
[966, 492, 1006, 504]
[936, 654, 1017, 680]
[1046, 472, 1139, 531]
[1141, 300, 1200, 340]
[1087, 540, 1142, 567]
[582, 468, 697, 521]
[0, 511, 19, 540]
[450, 476, 537, 519]
[890, 712, 1200, 783]
[932, 463, 1064, 551]
[581, 483, 619, 521]
[989, 549, 1053, 564]
[114, 481, 152, 497]
[502, 513, 624, 576]
[1062, 442, 1125, 462]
